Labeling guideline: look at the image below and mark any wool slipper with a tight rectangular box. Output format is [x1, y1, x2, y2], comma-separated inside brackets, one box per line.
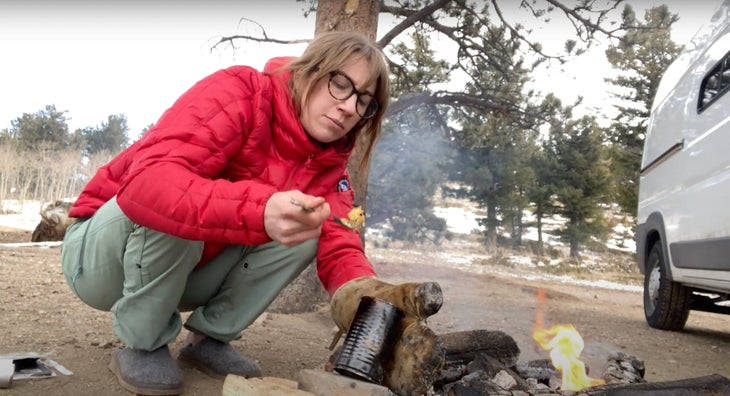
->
[178, 337, 262, 379]
[109, 346, 183, 395]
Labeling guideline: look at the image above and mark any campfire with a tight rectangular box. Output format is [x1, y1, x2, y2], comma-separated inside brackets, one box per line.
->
[428, 287, 639, 395]
[531, 288, 604, 392]
[532, 323, 605, 392]
[431, 328, 643, 395]
[427, 288, 730, 396]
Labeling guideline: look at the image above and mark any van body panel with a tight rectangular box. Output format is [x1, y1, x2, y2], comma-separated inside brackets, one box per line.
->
[671, 238, 730, 270]
[637, 0, 730, 308]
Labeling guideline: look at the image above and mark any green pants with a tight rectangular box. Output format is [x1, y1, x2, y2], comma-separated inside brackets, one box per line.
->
[60, 196, 317, 351]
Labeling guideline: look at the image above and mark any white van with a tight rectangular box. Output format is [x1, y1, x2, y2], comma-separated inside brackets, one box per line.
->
[636, 0, 730, 331]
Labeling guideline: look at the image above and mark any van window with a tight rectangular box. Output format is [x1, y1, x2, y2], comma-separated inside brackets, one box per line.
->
[698, 51, 730, 112]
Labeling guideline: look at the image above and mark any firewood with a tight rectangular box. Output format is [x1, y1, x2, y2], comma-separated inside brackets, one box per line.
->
[31, 200, 74, 242]
[579, 373, 730, 396]
[438, 329, 520, 367]
[222, 375, 316, 396]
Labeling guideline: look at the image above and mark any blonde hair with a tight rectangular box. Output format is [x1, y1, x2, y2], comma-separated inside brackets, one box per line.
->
[286, 31, 390, 170]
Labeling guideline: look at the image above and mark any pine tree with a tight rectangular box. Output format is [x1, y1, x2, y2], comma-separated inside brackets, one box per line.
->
[604, 5, 681, 216]
[547, 116, 612, 259]
[449, 22, 541, 252]
[80, 114, 130, 156]
[7, 105, 72, 151]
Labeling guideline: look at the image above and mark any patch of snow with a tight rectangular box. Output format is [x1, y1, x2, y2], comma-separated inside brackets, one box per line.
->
[508, 255, 537, 268]
[0, 200, 42, 231]
[521, 273, 642, 293]
[606, 222, 636, 253]
[433, 206, 484, 234]
[0, 241, 63, 248]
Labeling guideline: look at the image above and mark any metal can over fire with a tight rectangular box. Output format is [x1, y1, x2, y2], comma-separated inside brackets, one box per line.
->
[334, 296, 404, 384]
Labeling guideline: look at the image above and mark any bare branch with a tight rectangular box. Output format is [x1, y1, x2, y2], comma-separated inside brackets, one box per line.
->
[544, 0, 625, 39]
[237, 17, 269, 39]
[490, 0, 562, 62]
[212, 17, 311, 51]
[377, 0, 453, 48]
[213, 34, 310, 49]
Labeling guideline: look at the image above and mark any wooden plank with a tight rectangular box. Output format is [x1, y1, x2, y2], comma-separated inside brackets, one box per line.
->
[585, 374, 730, 396]
[222, 375, 316, 396]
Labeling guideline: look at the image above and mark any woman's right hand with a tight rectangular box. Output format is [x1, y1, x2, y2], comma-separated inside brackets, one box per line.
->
[264, 191, 331, 246]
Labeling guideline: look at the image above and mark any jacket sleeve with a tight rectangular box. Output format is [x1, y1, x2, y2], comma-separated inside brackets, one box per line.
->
[316, 179, 377, 297]
[116, 67, 277, 246]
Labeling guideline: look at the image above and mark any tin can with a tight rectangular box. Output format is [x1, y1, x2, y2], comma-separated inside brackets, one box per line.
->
[334, 296, 404, 383]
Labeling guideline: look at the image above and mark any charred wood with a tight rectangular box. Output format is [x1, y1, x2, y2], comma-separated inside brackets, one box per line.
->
[514, 358, 559, 382]
[442, 380, 505, 396]
[438, 329, 520, 368]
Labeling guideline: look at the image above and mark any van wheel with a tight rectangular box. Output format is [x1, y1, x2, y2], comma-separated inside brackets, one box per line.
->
[643, 242, 691, 331]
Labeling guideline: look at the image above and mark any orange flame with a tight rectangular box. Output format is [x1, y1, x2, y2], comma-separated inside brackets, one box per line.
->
[532, 289, 605, 391]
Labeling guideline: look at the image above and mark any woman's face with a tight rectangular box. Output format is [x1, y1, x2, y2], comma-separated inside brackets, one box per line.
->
[299, 56, 376, 144]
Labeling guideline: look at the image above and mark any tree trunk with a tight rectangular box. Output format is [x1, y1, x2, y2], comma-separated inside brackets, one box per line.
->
[269, 0, 380, 314]
[485, 202, 498, 253]
[31, 200, 74, 242]
[537, 215, 544, 256]
[514, 188, 524, 246]
[569, 232, 581, 260]
[315, 0, 379, 40]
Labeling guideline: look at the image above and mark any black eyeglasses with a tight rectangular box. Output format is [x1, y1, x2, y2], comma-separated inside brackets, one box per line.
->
[328, 71, 379, 119]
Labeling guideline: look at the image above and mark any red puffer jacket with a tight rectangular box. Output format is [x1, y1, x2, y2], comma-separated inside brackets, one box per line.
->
[68, 57, 376, 296]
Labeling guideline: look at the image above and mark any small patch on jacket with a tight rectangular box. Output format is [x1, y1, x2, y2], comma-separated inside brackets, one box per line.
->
[337, 178, 350, 192]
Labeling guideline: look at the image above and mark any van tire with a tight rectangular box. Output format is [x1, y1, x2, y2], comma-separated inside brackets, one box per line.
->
[643, 242, 691, 331]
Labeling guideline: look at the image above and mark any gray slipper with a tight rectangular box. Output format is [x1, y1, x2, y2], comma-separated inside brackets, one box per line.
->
[178, 337, 262, 379]
[109, 346, 183, 395]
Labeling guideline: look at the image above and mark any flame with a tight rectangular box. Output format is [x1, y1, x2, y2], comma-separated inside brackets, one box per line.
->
[532, 289, 605, 391]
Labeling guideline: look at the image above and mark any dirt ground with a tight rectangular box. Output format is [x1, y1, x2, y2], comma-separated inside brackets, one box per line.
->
[1, 226, 730, 396]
